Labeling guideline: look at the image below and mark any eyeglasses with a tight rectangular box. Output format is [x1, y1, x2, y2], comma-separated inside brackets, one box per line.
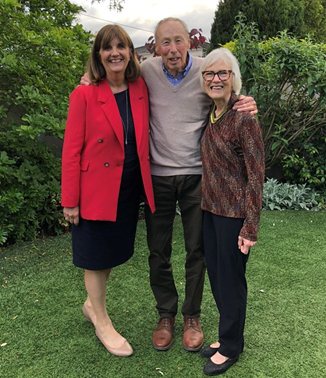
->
[202, 70, 232, 82]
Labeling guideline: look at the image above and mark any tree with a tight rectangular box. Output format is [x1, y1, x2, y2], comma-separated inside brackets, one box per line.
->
[303, 0, 326, 38]
[0, 0, 91, 245]
[210, 0, 243, 47]
[241, 0, 305, 38]
[210, 0, 326, 46]
[1, 0, 91, 138]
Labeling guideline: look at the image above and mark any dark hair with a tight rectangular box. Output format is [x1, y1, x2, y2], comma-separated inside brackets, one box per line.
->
[87, 24, 140, 83]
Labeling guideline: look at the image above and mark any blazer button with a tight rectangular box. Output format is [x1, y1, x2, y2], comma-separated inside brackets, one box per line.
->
[104, 162, 110, 167]
[97, 138, 103, 143]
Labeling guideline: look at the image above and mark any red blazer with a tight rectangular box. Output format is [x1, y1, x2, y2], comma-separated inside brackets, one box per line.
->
[61, 78, 155, 221]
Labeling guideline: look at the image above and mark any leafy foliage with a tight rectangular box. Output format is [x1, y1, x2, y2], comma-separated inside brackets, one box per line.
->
[263, 178, 323, 211]
[189, 28, 207, 49]
[211, 0, 326, 46]
[232, 15, 326, 194]
[282, 138, 326, 191]
[0, 0, 91, 245]
[92, 0, 125, 12]
[0, 130, 64, 245]
[0, 0, 90, 139]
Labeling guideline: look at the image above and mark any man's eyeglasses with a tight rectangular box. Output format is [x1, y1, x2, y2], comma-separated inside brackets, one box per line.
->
[202, 70, 232, 82]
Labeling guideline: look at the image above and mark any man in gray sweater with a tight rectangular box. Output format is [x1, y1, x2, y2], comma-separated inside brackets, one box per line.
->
[141, 17, 257, 352]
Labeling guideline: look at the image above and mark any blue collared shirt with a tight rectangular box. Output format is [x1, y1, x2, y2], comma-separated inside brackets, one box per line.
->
[162, 53, 193, 86]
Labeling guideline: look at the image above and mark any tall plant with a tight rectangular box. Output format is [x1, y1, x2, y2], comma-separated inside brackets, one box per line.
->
[0, 0, 91, 245]
[232, 15, 326, 193]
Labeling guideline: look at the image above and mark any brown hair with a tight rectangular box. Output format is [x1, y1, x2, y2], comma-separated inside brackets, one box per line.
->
[87, 24, 140, 83]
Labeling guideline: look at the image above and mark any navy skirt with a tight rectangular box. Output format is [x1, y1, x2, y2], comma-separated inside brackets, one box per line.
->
[71, 163, 142, 270]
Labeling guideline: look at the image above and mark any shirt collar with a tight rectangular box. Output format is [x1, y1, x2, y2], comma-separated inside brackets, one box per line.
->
[162, 53, 193, 86]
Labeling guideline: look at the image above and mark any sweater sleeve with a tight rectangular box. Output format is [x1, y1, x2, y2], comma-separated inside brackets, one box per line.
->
[238, 115, 265, 241]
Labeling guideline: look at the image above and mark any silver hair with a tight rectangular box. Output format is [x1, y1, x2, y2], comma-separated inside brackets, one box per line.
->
[154, 17, 189, 41]
[200, 48, 242, 95]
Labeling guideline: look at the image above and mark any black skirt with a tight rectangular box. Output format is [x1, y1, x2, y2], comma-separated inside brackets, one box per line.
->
[72, 163, 142, 270]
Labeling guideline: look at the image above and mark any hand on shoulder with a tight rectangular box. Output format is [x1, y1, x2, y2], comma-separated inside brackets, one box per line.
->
[80, 72, 91, 86]
[233, 95, 258, 115]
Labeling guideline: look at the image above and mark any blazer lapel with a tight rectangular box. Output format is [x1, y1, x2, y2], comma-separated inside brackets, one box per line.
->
[97, 80, 124, 147]
[129, 81, 144, 147]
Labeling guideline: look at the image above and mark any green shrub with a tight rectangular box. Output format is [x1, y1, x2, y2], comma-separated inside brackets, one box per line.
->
[262, 178, 323, 211]
[282, 137, 326, 195]
[0, 0, 90, 246]
[0, 130, 64, 246]
[232, 15, 326, 193]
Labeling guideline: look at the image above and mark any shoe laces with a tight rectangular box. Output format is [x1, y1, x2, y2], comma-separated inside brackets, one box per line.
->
[159, 317, 173, 329]
[184, 316, 200, 330]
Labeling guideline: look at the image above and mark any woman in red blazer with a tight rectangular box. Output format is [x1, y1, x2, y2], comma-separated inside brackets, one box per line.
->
[61, 25, 155, 357]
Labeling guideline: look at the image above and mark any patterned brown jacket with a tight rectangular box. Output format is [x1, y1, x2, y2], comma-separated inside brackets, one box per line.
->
[201, 93, 265, 241]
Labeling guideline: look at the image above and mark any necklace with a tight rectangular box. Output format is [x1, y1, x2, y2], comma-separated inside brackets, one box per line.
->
[210, 104, 227, 123]
[121, 90, 129, 145]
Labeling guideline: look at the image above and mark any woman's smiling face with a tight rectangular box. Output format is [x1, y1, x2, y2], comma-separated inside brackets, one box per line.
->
[99, 37, 130, 77]
[202, 59, 233, 102]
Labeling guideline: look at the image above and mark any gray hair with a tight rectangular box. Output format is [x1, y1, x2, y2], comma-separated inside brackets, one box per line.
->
[200, 48, 242, 95]
[154, 17, 189, 41]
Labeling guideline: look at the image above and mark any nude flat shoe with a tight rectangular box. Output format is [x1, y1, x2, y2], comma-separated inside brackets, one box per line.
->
[95, 329, 133, 357]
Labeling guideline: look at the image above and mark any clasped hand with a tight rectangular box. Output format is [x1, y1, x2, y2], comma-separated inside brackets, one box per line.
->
[238, 236, 256, 255]
[63, 206, 79, 225]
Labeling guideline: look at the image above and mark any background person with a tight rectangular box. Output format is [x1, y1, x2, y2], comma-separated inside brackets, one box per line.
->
[61, 24, 155, 357]
[199, 48, 265, 375]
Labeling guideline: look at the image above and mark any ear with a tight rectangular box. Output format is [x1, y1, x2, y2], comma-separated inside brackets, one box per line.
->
[154, 44, 161, 56]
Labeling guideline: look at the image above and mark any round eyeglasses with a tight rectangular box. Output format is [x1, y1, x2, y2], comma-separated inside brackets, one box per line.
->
[202, 70, 232, 82]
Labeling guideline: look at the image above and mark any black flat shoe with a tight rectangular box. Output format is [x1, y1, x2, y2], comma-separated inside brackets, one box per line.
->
[203, 356, 239, 376]
[200, 345, 220, 358]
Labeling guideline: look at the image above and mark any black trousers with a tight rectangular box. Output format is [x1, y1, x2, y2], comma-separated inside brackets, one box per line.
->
[202, 211, 249, 358]
[145, 175, 205, 318]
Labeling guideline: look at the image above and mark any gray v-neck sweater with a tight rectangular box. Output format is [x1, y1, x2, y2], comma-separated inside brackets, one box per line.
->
[141, 56, 211, 176]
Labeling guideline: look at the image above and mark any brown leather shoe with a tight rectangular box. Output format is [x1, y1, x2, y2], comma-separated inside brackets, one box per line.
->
[182, 316, 204, 352]
[152, 317, 175, 351]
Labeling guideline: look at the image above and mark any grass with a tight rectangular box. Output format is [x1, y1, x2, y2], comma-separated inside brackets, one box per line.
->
[0, 211, 325, 378]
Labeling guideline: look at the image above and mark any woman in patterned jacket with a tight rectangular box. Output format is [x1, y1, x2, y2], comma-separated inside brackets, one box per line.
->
[199, 48, 265, 376]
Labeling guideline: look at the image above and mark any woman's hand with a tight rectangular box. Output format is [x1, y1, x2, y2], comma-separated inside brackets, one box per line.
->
[63, 206, 80, 225]
[238, 236, 256, 255]
[233, 95, 258, 115]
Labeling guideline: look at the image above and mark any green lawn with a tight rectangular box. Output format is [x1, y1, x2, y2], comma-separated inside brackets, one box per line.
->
[1, 211, 325, 378]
